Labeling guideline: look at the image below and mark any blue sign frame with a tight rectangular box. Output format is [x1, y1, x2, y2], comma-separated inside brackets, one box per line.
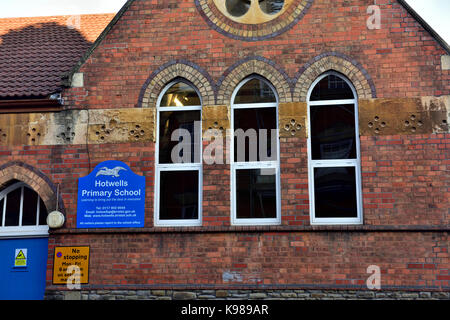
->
[77, 160, 146, 228]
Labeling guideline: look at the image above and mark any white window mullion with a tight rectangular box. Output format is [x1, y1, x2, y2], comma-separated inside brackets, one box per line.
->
[36, 195, 41, 226]
[309, 99, 356, 106]
[1, 195, 6, 227]
[18, 186, 24, 227]
[159, 105, 202, 112]
[232, 102, 278, 109]
[232, 161, 278, 169]
[157, 163, 202, 171]
[310, 159, 359, 167]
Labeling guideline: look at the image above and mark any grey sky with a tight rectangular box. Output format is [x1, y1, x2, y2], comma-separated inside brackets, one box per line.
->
[0, 0, 448, 45]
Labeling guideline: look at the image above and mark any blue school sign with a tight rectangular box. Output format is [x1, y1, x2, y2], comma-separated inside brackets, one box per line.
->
[77, 160, 146, 228]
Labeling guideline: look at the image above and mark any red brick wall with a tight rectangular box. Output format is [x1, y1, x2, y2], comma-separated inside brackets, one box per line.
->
[361, 134, 449, 227]
[3, 133, 448, 230]
[2, 133, 448, 290]
[64, 0, 450, 108]
[1, 0, 449, 292]
[47, 231, 448, 290]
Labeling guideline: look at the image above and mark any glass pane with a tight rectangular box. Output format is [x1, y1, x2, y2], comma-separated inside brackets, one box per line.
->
[314, 167, 358, 218]
[160, 82, 201, 107]
[21, 187, 38, 226]
[259, 0, 284, 15]
[234, 107, 277, 162]
[159, 170, 199, 220]
[5, 187, 21, 226]
[159, 111, 201, 164]
[234, 78, 276, 104]
[310, 104, 356, 160]
[38, 198, 48, 226]
[226, 0, 251, 17]
[310, 75, 354, 101]
[236, 168, 277, 219]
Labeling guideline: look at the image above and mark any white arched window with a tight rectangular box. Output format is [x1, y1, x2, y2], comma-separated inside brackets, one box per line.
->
[307, 71, 363, 225]
[0, 181, 48, 237]
[154, 79, 203, 227]
[230, 75, 281, 225]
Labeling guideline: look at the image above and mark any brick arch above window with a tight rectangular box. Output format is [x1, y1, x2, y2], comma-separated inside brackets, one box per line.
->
[0, 161, 63, 215]
[138, 60, 216, 109]
[217, 56, 292, 105]
[294, 52, 377, 102]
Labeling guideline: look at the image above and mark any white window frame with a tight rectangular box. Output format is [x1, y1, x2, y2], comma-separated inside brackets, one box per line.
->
[307, 71, 363, 225]
[154, 79, 203, 227]
[0, 182, 49, 238]
[230, 75, 281, 226]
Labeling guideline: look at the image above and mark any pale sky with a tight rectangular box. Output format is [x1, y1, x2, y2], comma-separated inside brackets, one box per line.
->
[0, 0, 448, 45]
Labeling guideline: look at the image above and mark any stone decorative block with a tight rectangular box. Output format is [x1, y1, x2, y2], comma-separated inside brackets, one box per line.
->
[202, 105, 230, 135]
[441, 55, 450, 70]
[279, 102, 307, 138]
[359, 96, 450, 136]
[88, 108, 155, 143]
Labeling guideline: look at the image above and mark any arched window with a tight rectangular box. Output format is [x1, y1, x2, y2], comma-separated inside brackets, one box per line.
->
[154, 79, 202, 226]
[0, 181, 48, 236]
[307, 71, 363, 225]
[231, 75, 281, 225]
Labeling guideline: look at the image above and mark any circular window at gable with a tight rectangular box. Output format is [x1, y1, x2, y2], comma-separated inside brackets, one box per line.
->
[219, 0, 287, 24]
[196, 0, 313, 41]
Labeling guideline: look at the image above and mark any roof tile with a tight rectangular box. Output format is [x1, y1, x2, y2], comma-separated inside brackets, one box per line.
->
[0, 13, 114, 98]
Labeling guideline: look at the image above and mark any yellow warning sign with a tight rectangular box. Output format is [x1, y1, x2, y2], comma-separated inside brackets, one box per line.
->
[16, 250, 26, 260]
[53, 246, 90, 285]
[14, 249, 27, 267]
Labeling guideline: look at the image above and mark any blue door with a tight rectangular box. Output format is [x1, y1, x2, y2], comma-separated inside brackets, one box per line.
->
[0, 238, 49, 300]
[0, 182, 50, 300]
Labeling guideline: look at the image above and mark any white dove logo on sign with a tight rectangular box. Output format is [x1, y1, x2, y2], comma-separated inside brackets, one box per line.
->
[95, 166, 127, 178]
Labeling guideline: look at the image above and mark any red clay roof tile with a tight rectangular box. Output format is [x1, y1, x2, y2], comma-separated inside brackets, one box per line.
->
[0, 14, 114, 98]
